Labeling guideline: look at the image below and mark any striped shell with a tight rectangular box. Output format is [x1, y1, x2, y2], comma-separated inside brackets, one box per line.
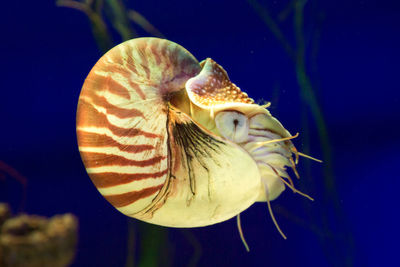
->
[77, 38, 299, 227]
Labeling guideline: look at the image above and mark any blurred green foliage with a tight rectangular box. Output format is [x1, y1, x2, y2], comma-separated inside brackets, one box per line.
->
[57, 0, 164, 54]
[248, 0, 354, 266]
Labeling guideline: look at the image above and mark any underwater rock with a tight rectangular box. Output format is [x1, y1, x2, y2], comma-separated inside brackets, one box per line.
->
[0, 203, 11, 227]
[0, 213, 78, 267]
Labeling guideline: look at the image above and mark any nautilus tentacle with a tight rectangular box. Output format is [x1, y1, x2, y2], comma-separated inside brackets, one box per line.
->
[77, 38, 263, 227]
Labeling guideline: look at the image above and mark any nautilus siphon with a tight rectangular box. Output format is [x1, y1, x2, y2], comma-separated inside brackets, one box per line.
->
[76, 37, 319, 246]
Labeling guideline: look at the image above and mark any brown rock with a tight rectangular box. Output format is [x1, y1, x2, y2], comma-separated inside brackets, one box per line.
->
[0, 213, 78, 267]
[0, 203, 11, 227]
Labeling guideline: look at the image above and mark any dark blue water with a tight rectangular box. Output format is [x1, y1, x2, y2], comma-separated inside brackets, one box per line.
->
[1, 1, 399, 266]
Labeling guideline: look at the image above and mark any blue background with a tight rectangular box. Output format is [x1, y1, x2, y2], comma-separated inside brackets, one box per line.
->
[1, 0, 399, 266]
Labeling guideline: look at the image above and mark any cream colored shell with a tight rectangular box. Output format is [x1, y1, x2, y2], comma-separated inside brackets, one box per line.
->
[76, 37, 300, 228]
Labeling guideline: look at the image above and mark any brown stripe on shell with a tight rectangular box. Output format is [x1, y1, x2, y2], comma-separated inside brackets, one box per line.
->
[77, 103, 161, 138]
[80, 152, 166, 168]
[103, 61, 137, 79]
[169, 45, 181, 72]
[79, 96, 144, 119]
[160, 43, 172, 74]
[84, 74, 131, 100]
[128, 81, 146, 100]
[104, 184, 164, 208]
[105, 76, 133, 100]
[150, 40, 162, 66]
[180, 57, 198, 75]
[89, 169, 168, 188]
[108, 48, 125, 66]
[91, 62, 146, 100]
[122, 45, 139, 75]
[77, 131, 154, 153]
[136, 43, 151, 80]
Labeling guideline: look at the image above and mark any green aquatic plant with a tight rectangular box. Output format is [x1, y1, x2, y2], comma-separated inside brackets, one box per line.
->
[56, 0, 164, 54]
[247, 0, 354, 266]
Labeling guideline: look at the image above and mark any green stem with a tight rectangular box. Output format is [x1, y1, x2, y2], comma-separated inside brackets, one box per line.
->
[104, 0, 137, 40]
[137, 223, 168, 267]
[56, 0, 114, 53]
[249, 0, 354, 265]
[125, 219, 136, 267]
[247, 0, 295, 60]
[294, 1, 354, 266]
[181, 229, 202, 267]
[89, 12, 115, 53]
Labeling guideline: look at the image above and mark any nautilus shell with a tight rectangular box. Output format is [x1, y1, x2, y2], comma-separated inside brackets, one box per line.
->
[76, 37, 308, 229]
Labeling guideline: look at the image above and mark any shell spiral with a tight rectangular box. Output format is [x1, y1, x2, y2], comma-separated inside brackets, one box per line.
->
[77, 38, 200, 214]
[77, 38, 281, 227]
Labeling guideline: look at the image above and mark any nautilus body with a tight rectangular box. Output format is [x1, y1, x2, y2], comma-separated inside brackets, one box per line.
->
[77, 38, 313, 231]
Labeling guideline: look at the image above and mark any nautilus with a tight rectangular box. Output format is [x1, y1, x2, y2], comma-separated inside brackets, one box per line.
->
[76, 37, 319, 245]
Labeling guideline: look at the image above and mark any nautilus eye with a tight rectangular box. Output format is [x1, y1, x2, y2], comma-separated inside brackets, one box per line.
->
[215, 111, 249, 143]
[76, 37, 314, 243]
